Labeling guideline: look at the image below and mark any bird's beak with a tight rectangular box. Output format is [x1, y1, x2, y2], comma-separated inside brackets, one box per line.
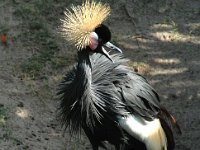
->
[104, 42, 122, 53]
[101, 47, 114, 62]
[100, 42, 122, 63]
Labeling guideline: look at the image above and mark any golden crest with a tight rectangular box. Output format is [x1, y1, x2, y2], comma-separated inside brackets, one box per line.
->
[61, 0, 110, 50]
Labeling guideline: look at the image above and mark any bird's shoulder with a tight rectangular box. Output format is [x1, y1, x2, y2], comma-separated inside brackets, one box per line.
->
[90, 53, 161, 119]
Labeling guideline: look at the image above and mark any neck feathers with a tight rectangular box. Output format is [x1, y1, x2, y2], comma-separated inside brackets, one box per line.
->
[58, 49, 98, 133]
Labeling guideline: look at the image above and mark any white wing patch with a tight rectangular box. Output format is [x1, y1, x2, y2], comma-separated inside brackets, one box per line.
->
[118, 115, 167, 150]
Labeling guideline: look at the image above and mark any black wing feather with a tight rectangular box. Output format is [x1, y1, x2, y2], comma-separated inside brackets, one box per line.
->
[58, 52, 165, 133]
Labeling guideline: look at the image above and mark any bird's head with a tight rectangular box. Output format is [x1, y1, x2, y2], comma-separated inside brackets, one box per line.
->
[61, 0, 122, 62]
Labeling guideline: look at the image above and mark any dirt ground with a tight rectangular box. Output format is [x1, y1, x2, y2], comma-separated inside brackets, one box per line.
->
[0, 0, 200, 150]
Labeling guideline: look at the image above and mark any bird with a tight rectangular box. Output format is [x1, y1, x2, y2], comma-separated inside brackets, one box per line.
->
[57, 0, 181, 150]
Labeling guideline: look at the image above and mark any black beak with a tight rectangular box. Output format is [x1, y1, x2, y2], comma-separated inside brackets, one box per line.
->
[100, 42, 122, 62]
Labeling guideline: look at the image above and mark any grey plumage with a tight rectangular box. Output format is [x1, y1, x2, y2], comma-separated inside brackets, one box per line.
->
[58, 49, 128, 134]
[58, 46, 180, 149]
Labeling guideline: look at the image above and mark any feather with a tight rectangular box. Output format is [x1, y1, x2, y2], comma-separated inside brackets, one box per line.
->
[60, 0, 110, 50]
[118, 115, 168, 150]
[57, 50, 180, 149]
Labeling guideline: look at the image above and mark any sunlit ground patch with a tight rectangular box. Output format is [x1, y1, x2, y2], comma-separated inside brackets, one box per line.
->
[15, 107, 29, 119]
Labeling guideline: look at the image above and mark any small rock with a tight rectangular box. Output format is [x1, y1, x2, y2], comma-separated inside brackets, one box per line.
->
[134, 67, 139, 72]
[17, 102, 24, 107]
[45, 137, 49, 141]
[22, 145, 29, 149]
[170, 94, 178, 99]
[30, 116, 35, 121]
[31, 131, 36, 137]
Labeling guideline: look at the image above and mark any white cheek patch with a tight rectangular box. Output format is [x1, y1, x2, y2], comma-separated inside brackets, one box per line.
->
[89, 32, 99, 50]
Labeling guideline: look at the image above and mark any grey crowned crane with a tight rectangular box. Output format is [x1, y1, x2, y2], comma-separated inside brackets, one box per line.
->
[58, 0, 181, 150]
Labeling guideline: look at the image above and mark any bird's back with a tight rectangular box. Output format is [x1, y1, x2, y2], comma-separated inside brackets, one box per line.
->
[90, 52, 178, 150]
[58, 52, 179, 149]
[90, 52, 160, 119]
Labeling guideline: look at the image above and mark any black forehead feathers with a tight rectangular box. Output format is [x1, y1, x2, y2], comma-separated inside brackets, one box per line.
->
[95, 24, 111, 44]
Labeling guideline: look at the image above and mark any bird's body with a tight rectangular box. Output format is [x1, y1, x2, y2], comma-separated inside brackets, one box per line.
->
[58, 49, 179, 150]
[58, 1, 181, 149]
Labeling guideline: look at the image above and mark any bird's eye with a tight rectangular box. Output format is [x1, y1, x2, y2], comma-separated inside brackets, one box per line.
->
[89, 32, 99, 50]
[94, 24, 111, 44]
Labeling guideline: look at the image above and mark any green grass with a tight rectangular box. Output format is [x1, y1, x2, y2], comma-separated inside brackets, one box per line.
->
[0, 25, 9, 35]
[0, 106, 21, 145]
[127, 61, 150, 74]
[0, 105, 8, 127]
[51, 56, 75, 69]
[162, 17, 178, 33]
[13, 0, 68, 79]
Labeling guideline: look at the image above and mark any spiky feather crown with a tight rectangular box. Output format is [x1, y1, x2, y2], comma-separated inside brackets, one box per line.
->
[61, 0, 111, 50]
